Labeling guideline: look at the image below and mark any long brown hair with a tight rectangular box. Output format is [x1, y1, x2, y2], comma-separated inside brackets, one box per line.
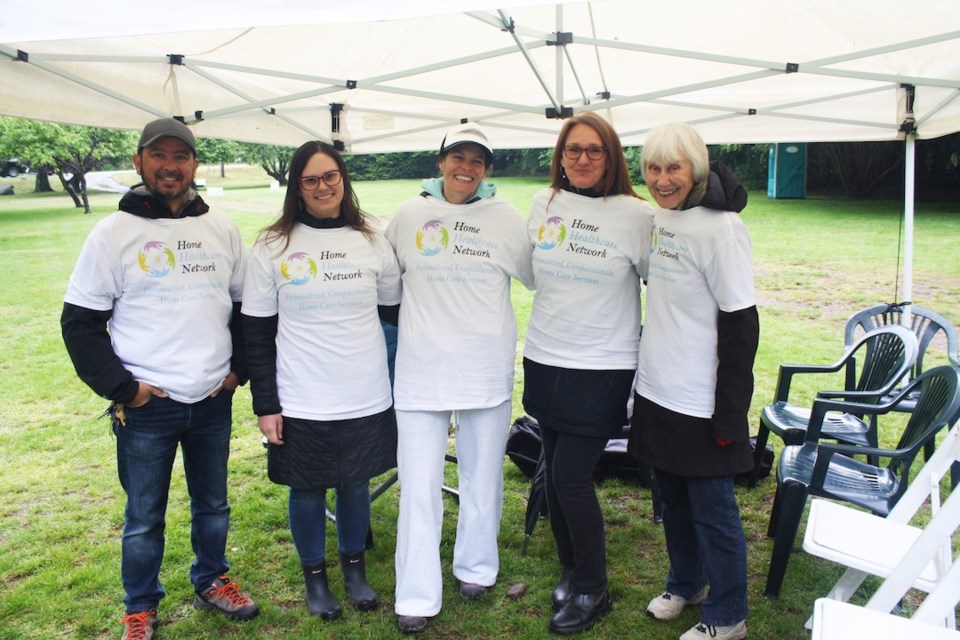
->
[548, 112, 640, 198]
[263, 140, 373, 252]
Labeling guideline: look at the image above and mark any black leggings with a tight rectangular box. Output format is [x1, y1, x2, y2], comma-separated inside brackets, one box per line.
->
[540, 420, 610, 594]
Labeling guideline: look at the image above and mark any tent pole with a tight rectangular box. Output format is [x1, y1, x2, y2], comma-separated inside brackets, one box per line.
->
[555, 4, 564, 108]
[903, 134, 915, 325]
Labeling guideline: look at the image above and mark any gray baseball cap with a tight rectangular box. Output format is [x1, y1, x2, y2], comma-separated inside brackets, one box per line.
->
[137, 118, 196, 154]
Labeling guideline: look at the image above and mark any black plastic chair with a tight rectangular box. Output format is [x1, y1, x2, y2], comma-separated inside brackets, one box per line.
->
[845, 303, 960, 411]
[763, 365, 960, 599]
[749, 325, 919, 486]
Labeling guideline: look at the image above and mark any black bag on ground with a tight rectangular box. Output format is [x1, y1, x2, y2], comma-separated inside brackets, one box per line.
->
[508, 416, 772, 484]
[737, 435, 774, 484]
[506, 415, 542, 478]
[506, 415, 651, 485]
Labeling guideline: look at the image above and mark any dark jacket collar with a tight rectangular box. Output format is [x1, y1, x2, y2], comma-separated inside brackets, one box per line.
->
[119, 184, 209, 219]
[295, 208, 348, 229]
[560, 177, 605, 199]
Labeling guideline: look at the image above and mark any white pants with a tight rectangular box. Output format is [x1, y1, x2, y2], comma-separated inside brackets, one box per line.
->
[394, 400, 511, 616]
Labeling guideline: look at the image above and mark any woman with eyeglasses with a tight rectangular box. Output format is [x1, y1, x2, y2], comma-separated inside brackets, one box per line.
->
[522, 112, 654, 634]
[241, 140, 401, 621]
[385, 123, 534, 635]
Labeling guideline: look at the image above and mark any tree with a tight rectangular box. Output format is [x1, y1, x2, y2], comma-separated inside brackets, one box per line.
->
[237, 142, 296, 185]
[916, 132, 960, 200]
[0, 117, 135, 212]
[345, 151, 437, 181]
[195, 137, 239, 178]
[818, 141, 904, 198]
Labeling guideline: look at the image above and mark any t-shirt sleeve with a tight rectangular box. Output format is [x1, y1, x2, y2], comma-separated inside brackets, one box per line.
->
[526, 190, 549, 243]
[704, 216, 756, 313]
[240, 239, 280, 318]
[633, 201, 656, 280]
[384, 209, 401, 250]
[376, 234, 403, 305]
[505, 206, 535, 290]
[63, 221, 121, 312]
[228, 223, 248, 303]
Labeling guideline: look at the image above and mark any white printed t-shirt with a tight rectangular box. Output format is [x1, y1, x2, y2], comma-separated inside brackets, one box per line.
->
[524, 189, 654, 370]
[242, 224, 402, 421]
[635, 205, 756, 418]
[64, 210, 247, 403]
[385, 194, 534, 411]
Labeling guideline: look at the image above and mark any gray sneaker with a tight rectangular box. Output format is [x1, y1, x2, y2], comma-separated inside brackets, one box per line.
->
[194, 575, 259, 620]
[680, 620, 747, 640]
[645, 586, 708, 621]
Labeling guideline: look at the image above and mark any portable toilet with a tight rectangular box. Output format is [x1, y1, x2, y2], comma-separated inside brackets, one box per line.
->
[767, 143, 806, 199]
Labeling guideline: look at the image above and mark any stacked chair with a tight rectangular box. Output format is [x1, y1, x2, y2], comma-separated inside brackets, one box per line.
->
[844, 303, 960, 411]
[749, 325, 919, 487]
[762, 364, 960, 598]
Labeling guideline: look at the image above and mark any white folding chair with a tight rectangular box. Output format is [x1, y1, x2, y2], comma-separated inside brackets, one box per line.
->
[812, 586, 960, 640]
[803, 421, 960, 630]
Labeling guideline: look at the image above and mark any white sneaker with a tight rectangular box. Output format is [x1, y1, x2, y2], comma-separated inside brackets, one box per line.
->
[679, 620, 747, 640]
[645, 586, 708, 621]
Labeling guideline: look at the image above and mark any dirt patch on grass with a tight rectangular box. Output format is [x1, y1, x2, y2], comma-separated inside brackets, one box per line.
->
[755, 259, 960, 328]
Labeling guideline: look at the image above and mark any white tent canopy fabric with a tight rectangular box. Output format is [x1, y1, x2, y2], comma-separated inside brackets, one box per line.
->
[1, 0, 959, 153]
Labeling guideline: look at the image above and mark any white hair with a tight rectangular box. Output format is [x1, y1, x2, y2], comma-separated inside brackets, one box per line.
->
[640, 122, 710, 185]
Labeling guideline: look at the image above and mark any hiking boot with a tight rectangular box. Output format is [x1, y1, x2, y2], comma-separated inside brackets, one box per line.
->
[680, 620, 747, 640]
[646, 586, 708, 621]
[194, 575, 259, 620]
[120, 609, 158, 640]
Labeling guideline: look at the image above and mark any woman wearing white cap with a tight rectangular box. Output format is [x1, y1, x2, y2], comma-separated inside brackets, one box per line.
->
[385, 122, 534, 634]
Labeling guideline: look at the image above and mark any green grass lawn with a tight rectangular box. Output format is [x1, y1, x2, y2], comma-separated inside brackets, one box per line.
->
[0, 168, 958, 639]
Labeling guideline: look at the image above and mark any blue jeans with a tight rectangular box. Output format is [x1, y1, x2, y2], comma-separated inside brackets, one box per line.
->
[114, 391, 234, 613]
[381, 320, 398, 387]
[289, 481, 371, 564]
[654, 470, 748, 626]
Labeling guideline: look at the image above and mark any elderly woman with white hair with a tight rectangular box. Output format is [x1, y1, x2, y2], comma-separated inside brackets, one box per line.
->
[628, 122, 759, 640]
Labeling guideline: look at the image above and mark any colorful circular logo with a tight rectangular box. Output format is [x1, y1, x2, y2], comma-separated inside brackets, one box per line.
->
[137, 241, 175, 278]
[415, 219, 449, 256]
[280, 252, 318, 285]
[537, 216, 567, 250]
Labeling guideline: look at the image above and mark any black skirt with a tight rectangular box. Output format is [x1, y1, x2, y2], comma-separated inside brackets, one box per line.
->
[522, 357, 635, 439]
[267, 406, 398, 491]
[628, 393, 752, 478]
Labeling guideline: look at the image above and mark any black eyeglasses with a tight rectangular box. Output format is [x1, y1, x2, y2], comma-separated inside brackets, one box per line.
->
[563, 145, 608, 161]
[299, 170, 343, 190]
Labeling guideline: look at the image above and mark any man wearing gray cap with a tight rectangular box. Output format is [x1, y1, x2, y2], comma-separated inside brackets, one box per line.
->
[61, 118, 258, 640]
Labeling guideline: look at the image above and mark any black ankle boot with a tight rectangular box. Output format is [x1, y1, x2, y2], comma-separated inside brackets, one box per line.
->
[340, 551, 378, 611]
[549, 588, 612, 635]
[552, 568, 574, 611]
[302, 562, 342, 620]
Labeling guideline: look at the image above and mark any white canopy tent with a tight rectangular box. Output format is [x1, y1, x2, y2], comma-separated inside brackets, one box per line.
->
[1, 0, 958, 150]
[2, 0, 959, 301]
